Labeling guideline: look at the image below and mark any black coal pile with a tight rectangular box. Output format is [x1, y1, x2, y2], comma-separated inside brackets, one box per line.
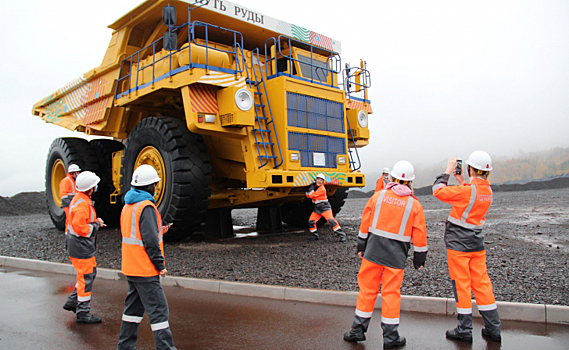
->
[0, 192, 47, 216]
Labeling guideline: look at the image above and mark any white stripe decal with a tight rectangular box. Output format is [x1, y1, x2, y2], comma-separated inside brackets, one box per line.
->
[413, 245, 428, 252]
[432, 183, 446, 191]
[122, 314, 143, 323]
[456, 307, 472, 314]
[358, 231, 368, 239]
[381, 316, 400, 324]
[77, 295, 91, 302]
[371, 190, 387, 229]
[151, 321, 170, 331]
[355, 309, 373, 318]
[461, 185, 477, 222]
[369, 228, 411, 242]
[447, 216, 484, 229]
[398, 196, 414, 236]
[477, 303, 497, 311]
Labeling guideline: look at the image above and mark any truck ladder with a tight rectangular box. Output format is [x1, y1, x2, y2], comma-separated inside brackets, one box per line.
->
[247, 48, 283, 169]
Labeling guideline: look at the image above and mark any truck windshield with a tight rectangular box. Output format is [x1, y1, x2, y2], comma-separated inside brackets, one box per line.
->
[297, 54, 329, 83]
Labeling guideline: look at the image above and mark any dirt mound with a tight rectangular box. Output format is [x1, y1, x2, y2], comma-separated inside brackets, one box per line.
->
[348, 174, 569, 198]
[0, 192, 47, 216]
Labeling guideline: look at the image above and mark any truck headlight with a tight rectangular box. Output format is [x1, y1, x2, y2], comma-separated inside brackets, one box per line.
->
[291, 153, 299, 161]
[235, 88, 253, 111]
[357, 110, 368, 128]
[338, 156, 346, 164]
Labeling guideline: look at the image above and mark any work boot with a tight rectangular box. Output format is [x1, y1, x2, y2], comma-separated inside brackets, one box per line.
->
[482, 327, 502, 342]
[343, 326, 365, 342]
[62, 302, 76, 313]
[384, 336, 406, 349]
[335, 229, 347, 242]
[445, 328, 473, 343]
[308, 233, 319, 241]
[76, 312, 102, 324]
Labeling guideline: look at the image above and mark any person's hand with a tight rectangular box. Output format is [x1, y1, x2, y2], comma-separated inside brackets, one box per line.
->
[454, 170, 465, 185]
[159, 269, 167, 276]
[96, 218, 106, 228]
[162, 223, 173, 233]
[358, 252, 363, 259]
[445, 157, 457, 175]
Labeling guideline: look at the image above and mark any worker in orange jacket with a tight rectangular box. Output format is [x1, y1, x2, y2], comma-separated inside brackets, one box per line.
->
[306, 173, 346, 242]
[344, 161, 427, 349]
[433, 151, 501, 344]
[375, 167, 390, 192]
[63, 171, 105, 323]
[59, 164, 81, 236]
[118, 164, 176, 350]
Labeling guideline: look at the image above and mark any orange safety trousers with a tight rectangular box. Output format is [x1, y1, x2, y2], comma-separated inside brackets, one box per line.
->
[308, 209, 339, 232]
[70, 256, 97, 302]
[356, 258, 404, 323]
[447, 249, 496, 313]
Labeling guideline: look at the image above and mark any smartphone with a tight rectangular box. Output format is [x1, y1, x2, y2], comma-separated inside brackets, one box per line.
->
[455, 159, 463, 175]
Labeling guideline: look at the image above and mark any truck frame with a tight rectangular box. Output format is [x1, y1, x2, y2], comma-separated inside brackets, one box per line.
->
[33, 0, 372, 240]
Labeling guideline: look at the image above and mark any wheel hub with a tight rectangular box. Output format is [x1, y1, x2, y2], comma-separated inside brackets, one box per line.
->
[51, 159, 66, 207]
[134, 146, 166, 206]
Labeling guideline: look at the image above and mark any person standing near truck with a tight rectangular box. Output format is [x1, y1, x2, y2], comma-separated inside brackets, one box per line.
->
[118, 164, 176, 350]
[344, 161, 427, 349]
[306, 173, 347, 242]
[432, 151, 502, 344]
[60, 164, 81, 237]
[375, 167, 390, 192]
[63, 171, 105, 323]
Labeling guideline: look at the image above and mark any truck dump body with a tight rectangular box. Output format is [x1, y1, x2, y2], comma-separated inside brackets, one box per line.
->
[35, 0, 373, 240]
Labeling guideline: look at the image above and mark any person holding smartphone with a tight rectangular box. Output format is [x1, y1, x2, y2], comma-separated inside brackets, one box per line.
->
[118, 164, 177, 350]
[432, 151, 501, 344]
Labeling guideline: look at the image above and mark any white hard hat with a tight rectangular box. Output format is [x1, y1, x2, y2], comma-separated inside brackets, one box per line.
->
[68, 164, 81, 173]
[316, 173, 326, 180]
[131, 164, 161, 186]
[382, 167, 390, 174]
[75, 171, 100, 192]
[466, 150, 493, 171]
[391, 160, 415, 181]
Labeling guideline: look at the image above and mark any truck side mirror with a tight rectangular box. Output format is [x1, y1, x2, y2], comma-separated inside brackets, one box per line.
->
[163, 5, 177, 26]
[163, 31, 178, 51]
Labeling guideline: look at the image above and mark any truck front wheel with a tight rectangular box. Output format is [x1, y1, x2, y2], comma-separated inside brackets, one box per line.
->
[121, 117, 212, 241]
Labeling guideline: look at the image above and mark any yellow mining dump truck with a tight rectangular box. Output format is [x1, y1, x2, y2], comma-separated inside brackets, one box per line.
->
[33, 0, 372, 240]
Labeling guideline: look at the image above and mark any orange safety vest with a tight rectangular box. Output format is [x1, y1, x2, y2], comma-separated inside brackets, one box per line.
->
[59, 174, 77, 208]
[359, 189, 427, 251]
[67, 192, 97, 238]
[121, 200, 164, 277]
[433, 178, 492, 229]
[307, 184, 328, 203]
[375, 177, 388, 193]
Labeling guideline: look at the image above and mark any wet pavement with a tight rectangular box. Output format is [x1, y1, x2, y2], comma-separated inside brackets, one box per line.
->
[1, 267, 568, 350]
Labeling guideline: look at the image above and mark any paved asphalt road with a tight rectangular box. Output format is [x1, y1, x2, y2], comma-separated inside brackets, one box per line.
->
[1, 267, 568, 350]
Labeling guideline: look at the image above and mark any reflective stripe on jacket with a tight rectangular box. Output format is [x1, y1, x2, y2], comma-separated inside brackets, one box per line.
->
[432, 173, 492, 252]
[67, 192, 98, 259]
[59, 174, 77, 209]
[358, 187, 427, 269]
[121, 200, 164, 277]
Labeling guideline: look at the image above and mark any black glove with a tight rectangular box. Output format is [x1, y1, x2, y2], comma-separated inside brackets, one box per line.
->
[413, 251, 427, 270]
[357, 237, 367, 255]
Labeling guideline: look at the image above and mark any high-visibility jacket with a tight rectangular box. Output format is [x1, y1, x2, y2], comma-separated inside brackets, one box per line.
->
[121, 200, 165, 277]
[59, 174, 77, 209]
[375, 177, 388, 193]
[67, 192, 99, 259]
[306, 184, 332, 214]
[358, 184, 427, 269]
[432, 173, 492, 252]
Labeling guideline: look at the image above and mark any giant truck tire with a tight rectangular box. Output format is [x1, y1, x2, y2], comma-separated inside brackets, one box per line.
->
[89, 139, 124, 227]
[280, 188, 348, 228]
[121, 117, 212, 242]
[45, 138, 100, 230]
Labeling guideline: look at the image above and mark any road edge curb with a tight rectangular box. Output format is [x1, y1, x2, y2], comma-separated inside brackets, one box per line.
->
[1, 256, 568, 325]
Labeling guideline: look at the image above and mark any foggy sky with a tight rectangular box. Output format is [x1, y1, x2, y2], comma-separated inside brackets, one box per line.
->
[1, 0, 568, 196]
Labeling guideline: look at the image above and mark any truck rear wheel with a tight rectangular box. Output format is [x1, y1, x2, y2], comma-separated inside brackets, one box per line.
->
[121, 117, 212, 241]
[45, 138, 100, 230]
[280, 188, 348, 228]
[89, 139, 124, 227]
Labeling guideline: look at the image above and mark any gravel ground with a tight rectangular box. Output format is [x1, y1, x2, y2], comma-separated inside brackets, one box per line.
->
[1, 188, 568, 306]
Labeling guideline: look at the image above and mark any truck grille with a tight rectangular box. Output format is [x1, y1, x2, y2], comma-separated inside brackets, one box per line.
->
[286, 92, 345, 133]
[288, 132, 345, 168]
